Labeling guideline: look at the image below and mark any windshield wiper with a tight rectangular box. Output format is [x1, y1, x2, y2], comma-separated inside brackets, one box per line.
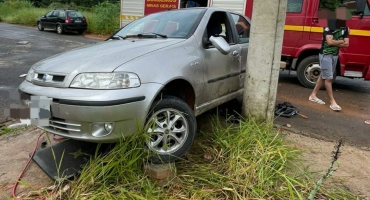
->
[112, 33, 168, 40]
[111, 35, 126, 40]
[144, 32, 167, 38]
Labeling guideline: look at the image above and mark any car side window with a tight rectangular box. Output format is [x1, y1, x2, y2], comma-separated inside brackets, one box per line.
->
[343, 2, 370, 17]
[59, 12, 66, 18]
[231, 14, 250, 44]
[364, 4, 370, 16]
[205, 11, 234, 45]
[287, 0, 303, 13]
[52, 11, 59, 17]
[45, 11, 53, 17]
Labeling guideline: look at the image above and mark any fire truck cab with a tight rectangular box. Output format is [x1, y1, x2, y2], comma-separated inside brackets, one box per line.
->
[120, 0, 370, 88]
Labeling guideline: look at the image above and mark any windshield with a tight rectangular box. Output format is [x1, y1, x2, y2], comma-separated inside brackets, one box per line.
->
[115, 9, 204, 39]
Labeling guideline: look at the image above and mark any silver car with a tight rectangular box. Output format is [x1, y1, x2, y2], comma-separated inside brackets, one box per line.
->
[19, 7, 251, 162]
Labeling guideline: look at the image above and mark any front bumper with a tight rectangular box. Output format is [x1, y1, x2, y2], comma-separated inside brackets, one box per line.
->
[19, 80, 162, 143]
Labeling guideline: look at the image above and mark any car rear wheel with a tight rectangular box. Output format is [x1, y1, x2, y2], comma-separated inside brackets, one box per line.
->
[145, 96, 196, 163]
[37, 22, 44, 31]
[77, 30, 84, 35]
[56, 25, 64, 34]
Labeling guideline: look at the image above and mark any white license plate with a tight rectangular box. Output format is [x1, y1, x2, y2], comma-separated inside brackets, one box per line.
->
[29, 96, 52, 126]
[75, 20, 81, 23]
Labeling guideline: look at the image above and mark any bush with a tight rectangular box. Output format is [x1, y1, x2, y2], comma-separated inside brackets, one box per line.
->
[90, 1, 120, 35]
[3, 0, 33, 9]
[0, 0, 37, 23]
[4, 7, 47, 25]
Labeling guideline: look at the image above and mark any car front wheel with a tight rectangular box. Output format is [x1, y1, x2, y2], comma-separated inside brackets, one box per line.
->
[146, 96, 196, 163]
[37, 22, 44, 31]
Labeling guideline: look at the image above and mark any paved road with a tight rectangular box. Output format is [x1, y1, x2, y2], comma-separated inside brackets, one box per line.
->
[0, 23, 369, 147]
[0, 22, 102, 122]
[275, 71, 370, 148]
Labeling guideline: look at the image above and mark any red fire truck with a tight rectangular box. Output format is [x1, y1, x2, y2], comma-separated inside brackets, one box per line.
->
[120, 0, 370, 88]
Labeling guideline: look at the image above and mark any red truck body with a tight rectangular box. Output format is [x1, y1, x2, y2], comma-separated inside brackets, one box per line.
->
[245, 0, 370, 88]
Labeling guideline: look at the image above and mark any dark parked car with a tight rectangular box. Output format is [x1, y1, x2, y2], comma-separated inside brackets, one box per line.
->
[37, 9, 88, 34]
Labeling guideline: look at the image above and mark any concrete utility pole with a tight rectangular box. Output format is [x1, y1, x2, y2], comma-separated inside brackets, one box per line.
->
[242, 0, 288, 122]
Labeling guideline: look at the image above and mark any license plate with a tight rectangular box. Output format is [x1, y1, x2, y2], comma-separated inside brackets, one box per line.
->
[29, 96, 52, 126]
[75, 20, 81, 23]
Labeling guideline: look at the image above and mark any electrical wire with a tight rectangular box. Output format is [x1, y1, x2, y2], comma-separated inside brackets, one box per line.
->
[12, 132, 45, 199]
[12, 132, 64, 199]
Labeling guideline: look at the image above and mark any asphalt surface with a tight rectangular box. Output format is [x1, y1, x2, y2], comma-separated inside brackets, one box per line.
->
[0, 22, 369, 148]
[275, 71, 370, 148]
[0, 22, 102, 122]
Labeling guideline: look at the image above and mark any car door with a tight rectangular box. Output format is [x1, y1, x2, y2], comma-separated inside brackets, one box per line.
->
[49, 11, 59, 28]
[58, 11, 66, 24]
[230, 13, 250, 89]
[201, 11, 241, 102]
[41, 11, 53, 28]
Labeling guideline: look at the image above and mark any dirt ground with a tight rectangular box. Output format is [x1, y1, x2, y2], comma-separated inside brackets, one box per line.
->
[282, 128, 370, 199]
[0, 125, 369, 199]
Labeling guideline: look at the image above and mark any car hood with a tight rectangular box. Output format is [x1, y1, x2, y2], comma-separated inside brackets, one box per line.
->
[32, 39, 185, 74]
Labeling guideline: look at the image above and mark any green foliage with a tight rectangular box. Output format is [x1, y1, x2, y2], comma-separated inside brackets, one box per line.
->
[320, 0, 340, 11]
[90, 1, 120, 35]
[64, 115, 358, 199]
[0, 0, 119, 35]
[3, 0, 33, 9]
[4, 7, 48, 25]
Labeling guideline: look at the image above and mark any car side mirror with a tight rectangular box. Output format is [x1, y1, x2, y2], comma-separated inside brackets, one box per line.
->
[356, 0, 366, 13]
[209, 36, 230, 55]
[353, 0, 367, 18]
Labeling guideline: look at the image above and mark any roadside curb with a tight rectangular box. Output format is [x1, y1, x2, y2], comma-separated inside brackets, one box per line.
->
[83, 34, 107, 41]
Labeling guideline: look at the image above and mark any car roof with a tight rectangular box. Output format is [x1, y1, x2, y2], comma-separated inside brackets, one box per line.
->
[53, 9, 81, 12]
[172, 7, 248, 17]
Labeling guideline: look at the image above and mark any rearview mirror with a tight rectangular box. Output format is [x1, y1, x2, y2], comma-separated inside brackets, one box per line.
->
[356, 0, 367, 12]
[209, 36, 230, 55]
[356, 0, 366, 16]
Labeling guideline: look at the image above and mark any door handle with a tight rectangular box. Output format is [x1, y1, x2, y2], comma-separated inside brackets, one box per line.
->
[232, 51, 239, 56]
[312, 18, 319, 24]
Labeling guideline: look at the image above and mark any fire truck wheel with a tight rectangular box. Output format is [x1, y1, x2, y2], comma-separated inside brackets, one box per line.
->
[297, 55, 322, 89]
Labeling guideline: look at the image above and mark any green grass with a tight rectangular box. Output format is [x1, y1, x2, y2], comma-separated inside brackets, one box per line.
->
[60, 114, 358, 200]
[0, 1, 120, 35]
[0, 125, 26, 136]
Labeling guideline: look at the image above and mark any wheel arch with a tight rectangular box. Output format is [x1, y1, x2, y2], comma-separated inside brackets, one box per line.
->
[152, 79, 196, 111]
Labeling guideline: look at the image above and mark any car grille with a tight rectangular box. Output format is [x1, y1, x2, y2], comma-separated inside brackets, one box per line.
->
[32, 72, 67, 86]
[45, 118, 81, 134]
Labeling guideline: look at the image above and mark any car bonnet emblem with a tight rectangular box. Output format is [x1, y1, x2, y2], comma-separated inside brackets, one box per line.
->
[42, 74, 47, 81]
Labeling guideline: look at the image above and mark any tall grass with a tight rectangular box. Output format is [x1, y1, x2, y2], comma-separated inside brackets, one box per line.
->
[63, 114, 358, 199]
[0, 0, 120, 35]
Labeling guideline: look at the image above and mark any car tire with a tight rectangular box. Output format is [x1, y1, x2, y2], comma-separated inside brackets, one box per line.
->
[37, 22, 44, 31]
[77, 30, 84, 35]
[56, 24, 63, 34]
[145, 96, 196, 163]
[297, 55, 324, 89]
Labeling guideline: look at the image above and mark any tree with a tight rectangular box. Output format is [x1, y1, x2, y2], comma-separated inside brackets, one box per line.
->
[319, 0, 354, 11]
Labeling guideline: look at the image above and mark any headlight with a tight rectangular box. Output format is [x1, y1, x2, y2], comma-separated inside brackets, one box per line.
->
[70, 73, 141, 89]
[26, 68, 35, 82]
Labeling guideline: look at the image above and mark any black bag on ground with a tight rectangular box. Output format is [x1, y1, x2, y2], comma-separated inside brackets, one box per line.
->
[274, 102, 298, 118]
